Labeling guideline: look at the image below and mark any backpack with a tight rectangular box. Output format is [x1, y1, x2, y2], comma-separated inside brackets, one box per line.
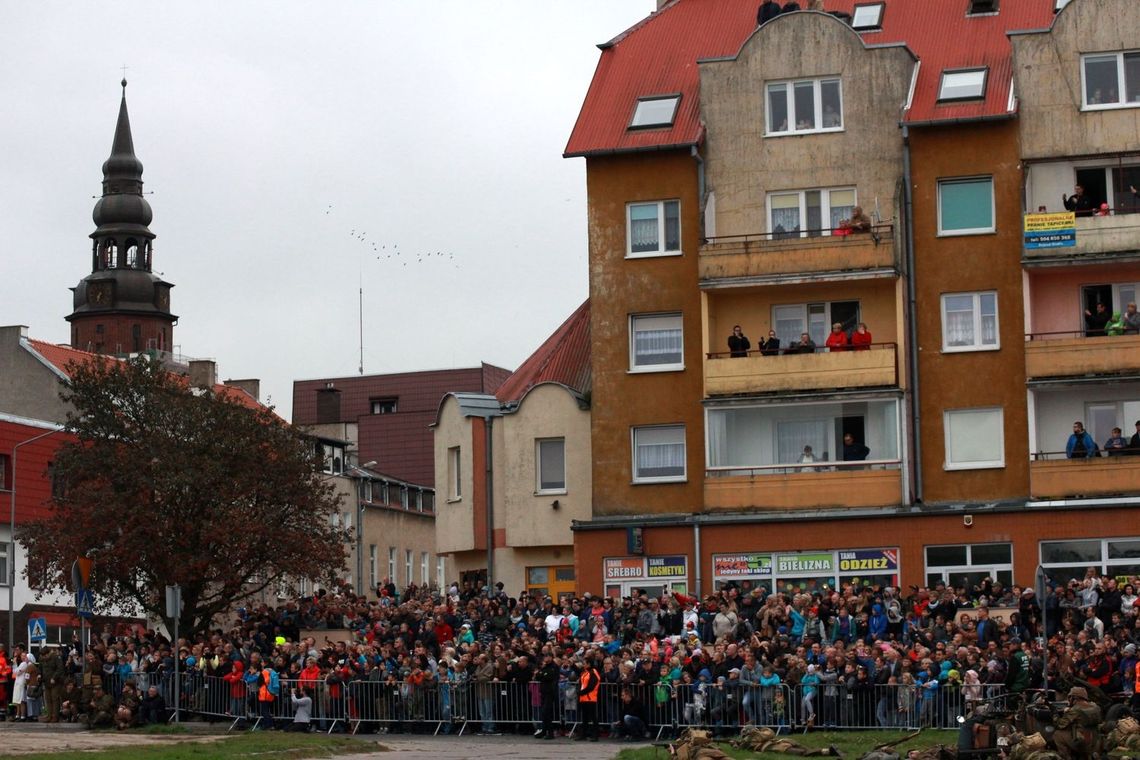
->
[267, 669, 280, 696]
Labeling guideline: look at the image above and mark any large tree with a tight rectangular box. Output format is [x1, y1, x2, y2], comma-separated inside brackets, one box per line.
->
[20, 354, 347, 635]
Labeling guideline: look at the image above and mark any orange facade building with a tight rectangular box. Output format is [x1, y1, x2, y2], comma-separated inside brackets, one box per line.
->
[565, 0, 1140, 598]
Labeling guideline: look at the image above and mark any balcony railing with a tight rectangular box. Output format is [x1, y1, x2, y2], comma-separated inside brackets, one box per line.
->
[1029, 451, 1140, 499]
[704, 343, 898, 395]
[1023, 212, 1140, 262]
[705, 460, 903, 510]
[1025, 331, 1140, 379]
[699, 224, 896, 284]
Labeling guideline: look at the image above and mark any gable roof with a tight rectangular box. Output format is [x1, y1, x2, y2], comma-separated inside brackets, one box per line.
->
[23, 339, 263, 412]
[565, 0, 1059, 157]
[495, 300, 591, 403]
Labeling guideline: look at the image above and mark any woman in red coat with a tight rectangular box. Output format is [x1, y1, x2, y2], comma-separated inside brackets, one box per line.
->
[850, 323, 873, 351]
[825, 323, 849, 352]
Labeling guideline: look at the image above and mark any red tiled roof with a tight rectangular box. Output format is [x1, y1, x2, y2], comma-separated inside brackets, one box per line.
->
[565, 0, 1058, 156]
[24, 339, 263, 412]
[495, 300, 591, 403]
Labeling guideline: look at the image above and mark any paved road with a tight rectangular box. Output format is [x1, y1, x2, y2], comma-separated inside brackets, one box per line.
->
[0, 723, 655, 759]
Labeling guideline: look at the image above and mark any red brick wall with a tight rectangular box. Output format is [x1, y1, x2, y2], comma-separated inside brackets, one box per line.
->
[71, 315, 173, 355]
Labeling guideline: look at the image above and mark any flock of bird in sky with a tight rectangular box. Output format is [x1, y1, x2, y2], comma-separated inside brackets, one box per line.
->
[326, 204, 459, 269]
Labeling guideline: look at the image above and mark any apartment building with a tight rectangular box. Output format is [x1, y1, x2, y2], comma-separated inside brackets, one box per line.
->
[565, 0, 1140, 596]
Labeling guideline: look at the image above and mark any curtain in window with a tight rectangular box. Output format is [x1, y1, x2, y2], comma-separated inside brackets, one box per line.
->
[630, 205, 659, 251]
[771, 194, 801, 238]
[980, 294, 997, 345]
[944, 296, 975, 346]
[635, 328, 682, 364]
[829, 189, 856, 231]
[637, 442, 685, 477]
[539, 440, 565, 489]
[707, 412, 727, 468]
[776, 419, 828, 465]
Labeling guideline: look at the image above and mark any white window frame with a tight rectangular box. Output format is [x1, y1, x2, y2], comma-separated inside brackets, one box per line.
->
[0, 541, 8, 587]
[388, 547, 396, 584]
[369, 544, 377, 589]
[943, 407, 1005, 471]
[535, 437, 567, 495]
[421, 552, 429, 584]
[766, 187, 857, 238]
[925, 543, 1013, 587]
[629, 94, 681, 129]
[937, 176, 995, 236]
[632, 424, 687, 484]
[629, 312, 684, 372]
[938, 68, 988, 102]
[1080, 51, 1140, 111]
[447, 446, 461, 501]
[766, 77, 844, 136]
[405, 549, 413, 587]
[626, 200, 682, 258]
[1040, 537, 1140, 583]
[940, 291, 999, 352]
[437, 556, 446, 590]
[851, 2, 884, 29]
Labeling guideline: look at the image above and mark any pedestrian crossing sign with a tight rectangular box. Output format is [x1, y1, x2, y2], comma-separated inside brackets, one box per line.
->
[28, 617, 47, 643]
[76, 588, 94, 619]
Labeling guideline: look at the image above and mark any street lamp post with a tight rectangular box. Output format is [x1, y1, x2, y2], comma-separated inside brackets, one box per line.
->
[8, 425, 65, 655]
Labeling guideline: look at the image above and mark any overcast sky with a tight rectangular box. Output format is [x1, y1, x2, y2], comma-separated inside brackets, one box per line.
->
[1, 2, 653, 420]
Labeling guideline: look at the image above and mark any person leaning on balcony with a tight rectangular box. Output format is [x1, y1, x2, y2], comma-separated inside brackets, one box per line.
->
[761, 330, 781, 356]
[851, 323, 873, 350]
[1063, 184, 1097, 217]
[1105, 428, 1129, 456]
[842, 433, 870, 462]
[1066, 421, 1098, 459]
[1122, 302, 1140, 334]
[788, 332, 816, 354]
[825, 323, 849, 352]
[1085, 302, 1111, 337]
[728, 325, 751, 357]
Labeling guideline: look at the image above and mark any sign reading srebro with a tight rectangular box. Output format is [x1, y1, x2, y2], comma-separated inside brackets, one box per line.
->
[1024, 212, 1076, 250]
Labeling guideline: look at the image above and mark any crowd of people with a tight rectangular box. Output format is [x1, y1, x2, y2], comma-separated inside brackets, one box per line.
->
[725, 322, 875, 359]
[0, 569, 1135, 737]
[1065, 419, 1140, 458]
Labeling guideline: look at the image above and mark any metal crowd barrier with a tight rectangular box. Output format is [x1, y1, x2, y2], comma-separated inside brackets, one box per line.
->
[56, 671, 1001, 735]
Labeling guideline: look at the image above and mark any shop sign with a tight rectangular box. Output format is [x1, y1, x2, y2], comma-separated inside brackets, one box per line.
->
[647, 555, 687, 578]
[604, 557, 645, 580]
[777, 552, 834, 574]
[713, 553, 773, 578]
[837, 549, 899, 574]
[1023, 212, 1076, 250]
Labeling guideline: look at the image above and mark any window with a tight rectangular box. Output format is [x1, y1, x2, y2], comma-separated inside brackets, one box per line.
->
[423, 491, 435, 512]
[0, 453, 9, 491]
[925, 543, 1012, 588]
[627, 200, 681, 257]
[1041, 537, 1140, 586]
[369, 545, 377, 589]
[320, 442, 344, 475]
[768, 188, 855, 237]
[851, 3, 884, 29]
[448, 446, 461, 500]
[630, 313, 684, 371]
[941, 291, 998, 351]
[419, 552, 428, 584]
[767, 78, 843, 135]
[405, 550, 413, 587]
[0, 542, 7, 587]
[773, 300, 861, 347]
[632, 425, 686, 483]
[536, 438, 566, 493]
[415, 489, 424, 512]
[1082, 52, 1140, 109]
[400, 486, 409, 509]
[937, 177, 994, 235]
[938, 68, 987, 102]
[360, 479, 373, 502]
[630, 94, 681, 129]
[388, 547, 396, 584]
[944, 408, 1005, 470]
[437, 556, 446, 589]
[967, 0, 998, 14]
[370, 397, 397, 415]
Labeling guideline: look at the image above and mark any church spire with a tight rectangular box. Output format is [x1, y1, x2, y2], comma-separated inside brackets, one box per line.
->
[101, 78, 144, 194]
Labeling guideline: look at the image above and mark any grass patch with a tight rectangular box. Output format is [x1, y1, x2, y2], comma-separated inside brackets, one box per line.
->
[136, 724, 191, 734]
[614, 729, 958, 760]
[10, 732, 376, 760]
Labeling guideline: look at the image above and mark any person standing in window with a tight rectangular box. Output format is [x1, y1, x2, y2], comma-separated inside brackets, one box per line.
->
[761, 330, 782, 356]
[727, 325, 751, 358]
[1063, 185, 1097, 217]
[842, 433, 870, 462]
[1085, 302, 1111, 337]
[1066, 421, 1097, 459]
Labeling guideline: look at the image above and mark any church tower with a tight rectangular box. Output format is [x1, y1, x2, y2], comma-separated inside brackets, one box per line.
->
[68, 80, 176, 355]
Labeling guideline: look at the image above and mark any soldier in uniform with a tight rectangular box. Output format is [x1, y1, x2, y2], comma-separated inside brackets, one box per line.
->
[1053, 687, 1102, 760]
[85, 684, 115, 729]
[38, 647, 66, 723]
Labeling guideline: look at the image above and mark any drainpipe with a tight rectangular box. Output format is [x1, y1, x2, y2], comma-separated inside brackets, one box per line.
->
[902, 125, 924, 504]
[484, 416, 495, 597]
[693, 520, 702, 598]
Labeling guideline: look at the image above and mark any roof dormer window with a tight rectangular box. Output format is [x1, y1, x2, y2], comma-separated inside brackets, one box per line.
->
[967, 0, 998, 15]
[851, 3, 884, 30]
[938, 68, 988, 102]
[629, 94, 681, 129]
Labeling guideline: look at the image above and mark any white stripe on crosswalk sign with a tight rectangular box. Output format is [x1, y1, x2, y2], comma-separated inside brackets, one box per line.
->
[28, 617, 47, 643]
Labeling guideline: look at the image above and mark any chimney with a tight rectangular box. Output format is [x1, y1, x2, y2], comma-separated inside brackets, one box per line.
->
[224, 378, 260, 402]
[316, 382, 342, 424]
[188, 359, 217, 391]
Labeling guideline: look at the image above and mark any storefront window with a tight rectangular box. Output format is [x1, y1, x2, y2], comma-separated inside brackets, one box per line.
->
[1041, 538, 1140, 585]
[925, 543, 1013, 589]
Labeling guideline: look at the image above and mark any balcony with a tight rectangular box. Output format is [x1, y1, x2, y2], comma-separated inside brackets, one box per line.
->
[1023, 213, 1140, 265]
[1025, 332, 1140, 380]
[705, 462, 902, 510]
[705, 344, 898, 396]
[1030, 455, 1140, 500]
[699, 225, 897, 286]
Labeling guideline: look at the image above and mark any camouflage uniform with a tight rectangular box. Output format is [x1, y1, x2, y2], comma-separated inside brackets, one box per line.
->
[1053, 688, 1102, 760]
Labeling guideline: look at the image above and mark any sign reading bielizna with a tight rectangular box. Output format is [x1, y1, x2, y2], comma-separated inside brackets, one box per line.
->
[711, 548, 900, 590]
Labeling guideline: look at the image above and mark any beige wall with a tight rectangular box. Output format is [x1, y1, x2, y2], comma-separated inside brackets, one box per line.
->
[0, 327, 70, 424]
[698, 12, 914, 236]
[1013, 0, 1140, 160]
[498, 383, 590, 549]
[432, 396, 476, 554]
[361, 506, 444, 590]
